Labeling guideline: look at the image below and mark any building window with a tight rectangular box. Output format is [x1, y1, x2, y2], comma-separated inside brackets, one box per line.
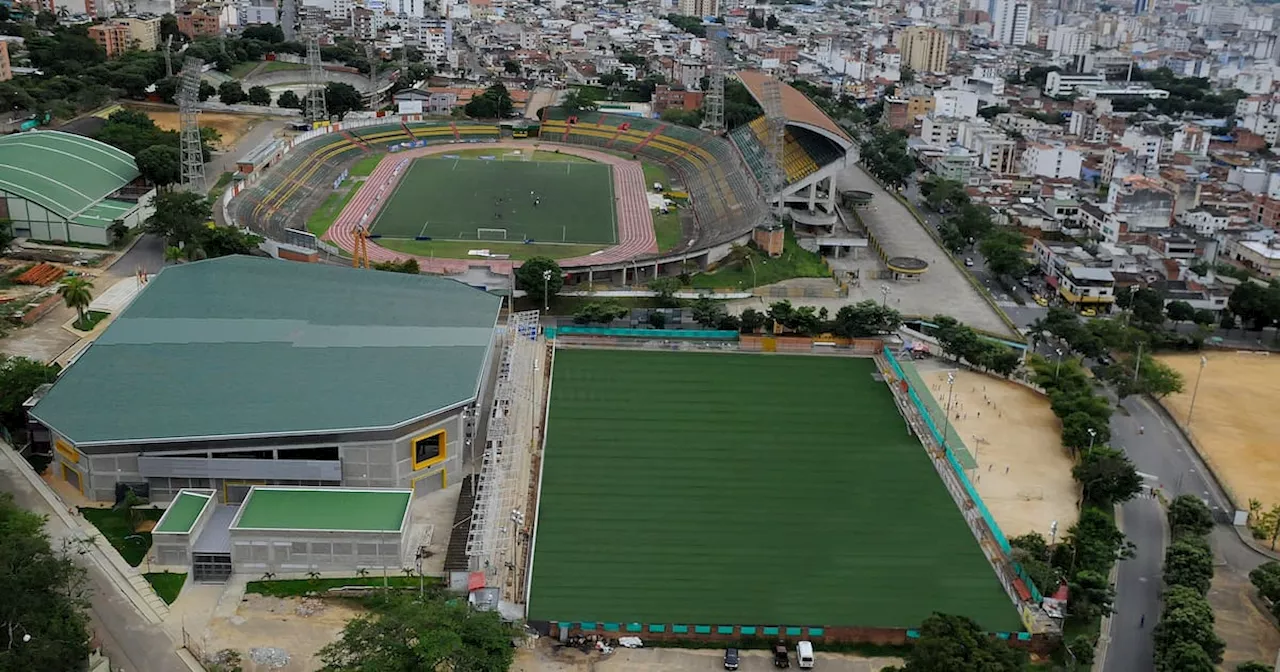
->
[411, 429, 447, 470]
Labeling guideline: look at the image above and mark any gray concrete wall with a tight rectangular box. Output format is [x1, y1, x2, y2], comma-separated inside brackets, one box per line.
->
[230, 528, 403, 573]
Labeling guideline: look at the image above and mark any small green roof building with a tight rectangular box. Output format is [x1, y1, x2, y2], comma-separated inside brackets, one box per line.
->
[0, 130, 153, 245]
[32, 256, 504, 505]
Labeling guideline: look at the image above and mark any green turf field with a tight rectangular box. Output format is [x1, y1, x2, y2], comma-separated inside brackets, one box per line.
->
[527, 350, 1021, 632]
[369, 157, 617, 244]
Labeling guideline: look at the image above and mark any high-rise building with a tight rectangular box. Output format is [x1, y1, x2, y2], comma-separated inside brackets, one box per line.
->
[896, 26, 949, 73]
[989, 0, 1030, 46]
[677, 0, 719, 18]
[87, 22, 131, 57]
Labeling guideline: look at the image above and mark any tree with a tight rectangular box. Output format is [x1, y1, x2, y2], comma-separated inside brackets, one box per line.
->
[880, 613, 1027, 672]
[690, 296, 728, 328]
[196, 225, 263, 258]
[1192, 309, 1216, 327]
[246, 85, 271, 106]
[107, 220, 129, 247]
[832, 300, 902, 337]
[0, 356, 59, 432]
[1237, 663, 1272, 672]
[560, 88, 599, 114]
[739, 308, 766, 333]
[1068, 568, 1115, 621]
[218, 81, 246, 105]
[1166, 300, 1195, 324]
[0, 218, 13, 252]
[515, 257, 562, 306]
[572, 300, 628, 325]
[647, 311, 667, 329]
[241, 24, 284, 42]
[979, 229, 1030, 278]
[1156, 639, 1215, 672]
[765, 14, 779, 30]
[325, 82, 366, 120]
[371, 258, 420, 274]
[1155, 585, 1224, 666]
[1073, 446, 1141, 507]
[58, 276, 94, 326]
[1227, 281, 1280, 331]
[134, 144, 181, 189]
[502, 60, 520, 74]
[1061, 411, 1111, 452]
[1168, 494, 1214, 539]
[1164, 540, 1214, 595]
[145, 191, 212, 246]
[464, 83, 513, 119]
[0, 493, 92, 672]
[920, 177, 967, 213]
[1135, 355, 1185, 399]
[197, 80, 216, 102]
[1249, 561, 1280, 606]
[1064, 507, 1130, 575]
[647, 276, 683, 307]
[318, 593, 515, 671]
[276, 89, 302, 110]
[1130, 287, 1165, 326]
[900, 64, 915, 83]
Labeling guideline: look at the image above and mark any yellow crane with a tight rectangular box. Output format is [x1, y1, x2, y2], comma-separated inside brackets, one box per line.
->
[352, 226, 370, 269]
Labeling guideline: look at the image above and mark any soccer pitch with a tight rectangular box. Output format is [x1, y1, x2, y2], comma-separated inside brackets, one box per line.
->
[527, 349, 1021, 632]
[368, 157, 617, 244]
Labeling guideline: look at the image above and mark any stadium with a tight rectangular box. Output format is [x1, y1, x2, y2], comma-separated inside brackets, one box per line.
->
[221, 71, 853, 284]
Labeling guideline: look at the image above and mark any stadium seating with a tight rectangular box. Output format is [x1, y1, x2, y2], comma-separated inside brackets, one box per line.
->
[729, 115, 824, 185]
[540, 109, 766, 250]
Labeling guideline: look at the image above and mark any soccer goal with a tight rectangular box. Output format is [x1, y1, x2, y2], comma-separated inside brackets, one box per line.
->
[477, 227, 508, 240]
[502, 150, 532, 162]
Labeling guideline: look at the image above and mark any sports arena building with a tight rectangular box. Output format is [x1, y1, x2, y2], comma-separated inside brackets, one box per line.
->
[26, 255, 503, 504]
[0, 130, 155, 245]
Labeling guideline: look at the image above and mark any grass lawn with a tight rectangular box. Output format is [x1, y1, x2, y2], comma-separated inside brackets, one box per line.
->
[73, 310, 109, 332]
[306, 186, 360, 238]
[641, 162, 668, 188]
[79, 507, 164, 567]
[445, 147, 594, 163]
[207, 171, 234, 199]
[227, 61, 260, 79]
[653, 209, 682, 252]
[369, 157, 616, 244]
[349, 154, 383, 177]
[246, 575, 437, 597]
[688, 228, 830, 290]
[261, 60, 306, 74]
[378, 238, 603, 261]
[528, 350, 1020, 630]
[144, 572, 187, 604]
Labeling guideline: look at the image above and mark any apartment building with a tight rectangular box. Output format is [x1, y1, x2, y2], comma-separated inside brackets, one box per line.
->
[87, 22, 131, 57]
[1020, 142, 1083, 180]
[896, 26, 948, 73]
[118, 16, 161, 51]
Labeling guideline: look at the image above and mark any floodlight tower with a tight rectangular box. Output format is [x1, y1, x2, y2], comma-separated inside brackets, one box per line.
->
[304, 20, 328, 126]
[178, 57, 206, 193]
[702, 29, 728, 133]
[759, 73, 787, 218]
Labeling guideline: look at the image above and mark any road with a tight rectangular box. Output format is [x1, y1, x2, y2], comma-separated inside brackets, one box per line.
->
[0, 455, 186, 672]
[1102, 392, 1264, 671]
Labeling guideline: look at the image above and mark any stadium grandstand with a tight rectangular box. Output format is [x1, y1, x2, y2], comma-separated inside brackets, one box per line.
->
[730, 70, 853, 234]
[0, 130, 156, 246]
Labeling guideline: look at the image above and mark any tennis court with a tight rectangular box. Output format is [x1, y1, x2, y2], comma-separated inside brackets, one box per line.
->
[368, 156, 617, 244]
[527, 349, 1020, 632]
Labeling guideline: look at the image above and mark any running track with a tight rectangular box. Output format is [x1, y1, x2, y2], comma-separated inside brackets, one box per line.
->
[323, 143, 657, 273]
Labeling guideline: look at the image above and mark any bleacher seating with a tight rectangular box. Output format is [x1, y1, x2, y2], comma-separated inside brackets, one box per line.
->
[728, 115, 847, 188]
[540, 109, 766, 249]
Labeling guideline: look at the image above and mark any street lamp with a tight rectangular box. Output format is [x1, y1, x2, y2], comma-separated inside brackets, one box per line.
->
[940, 372, 956, 454]
[1087, 427, 1096, 452]
[1049, 520, 1059, 546]
[541, 269, 552, 311]
[880, 285, 890, 309]
[1054, 348, 1064, 381]
[1186, 355, 1208, 429]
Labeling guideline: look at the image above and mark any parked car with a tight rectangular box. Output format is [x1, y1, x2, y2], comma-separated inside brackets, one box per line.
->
[964, 258, 975, 267]
[724, 647, 740, 670]
[773, 642, 790, 668]
[1034, 295, 1049, 307]
[797, 640, 815, 669]
[1081, 307, 1097, 317]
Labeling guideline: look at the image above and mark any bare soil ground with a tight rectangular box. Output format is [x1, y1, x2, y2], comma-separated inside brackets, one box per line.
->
[512, 640, 901, 672]
[918, 364, 1079, 539]
[1208, 566, 1280, 670]
[126, 105, 263, 150]
[1158, 352, 1280, 509]
[201, 594, 363, 671]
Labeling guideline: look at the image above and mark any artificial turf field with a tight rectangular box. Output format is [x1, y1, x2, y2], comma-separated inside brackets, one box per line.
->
[368, 157, 617, 244]
[527, 349, 1021, 632]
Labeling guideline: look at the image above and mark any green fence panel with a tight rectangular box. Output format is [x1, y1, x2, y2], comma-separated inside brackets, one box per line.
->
[785, 627, 802, 636]
[627, 623, 642, 632]
[717, 626, 734, 635]
[604, 623, 620, 632]
[741, 626, 757, 635]
[674, 625, 689, 634]
[648, 624, 665, 633]
[763, 627, 779, 636]
[808, 628, 825, 637]
[695, 625, 712, 634]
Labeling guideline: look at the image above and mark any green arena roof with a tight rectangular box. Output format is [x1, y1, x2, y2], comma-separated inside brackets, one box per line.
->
[153, 490, 213, 534]
[231, 487, 412, 532]
[0, 131, 140, 220]
[31, 256, 503, 446]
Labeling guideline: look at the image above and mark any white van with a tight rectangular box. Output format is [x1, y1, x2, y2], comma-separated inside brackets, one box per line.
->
[796, 640, 815, 668]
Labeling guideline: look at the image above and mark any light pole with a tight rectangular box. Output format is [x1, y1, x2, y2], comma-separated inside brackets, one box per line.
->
[941, 372, 956, 453]
[1054, 348, 1064, 381]
[1087, 427, 1096, 452]
[541, 269, 552, 311]
[880, 285, 890, 308]
[1186, 355, 1208, 429]
[1049, 520, 1059, 546]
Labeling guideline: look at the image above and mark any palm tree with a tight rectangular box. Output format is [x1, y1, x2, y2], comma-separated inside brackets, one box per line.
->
[58, 276, 94, 327]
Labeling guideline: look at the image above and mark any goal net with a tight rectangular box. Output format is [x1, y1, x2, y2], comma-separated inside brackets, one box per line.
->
[476, 227, 508, 240]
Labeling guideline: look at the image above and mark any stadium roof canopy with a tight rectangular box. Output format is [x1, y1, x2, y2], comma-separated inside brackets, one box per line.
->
[0, 130, 140, 221]
[31, 256, 504, 446]
[735, 71, 854, 149]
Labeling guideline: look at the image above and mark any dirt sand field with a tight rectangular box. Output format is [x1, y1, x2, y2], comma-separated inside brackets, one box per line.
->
[1208, 565, 1280, 669]
[1159, 352, 1280, 508]
[512, 642, 901, 672]
[127, 106, 262, 150]
[919, 365, 1079, 539]
[202, 594, 362, 671]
